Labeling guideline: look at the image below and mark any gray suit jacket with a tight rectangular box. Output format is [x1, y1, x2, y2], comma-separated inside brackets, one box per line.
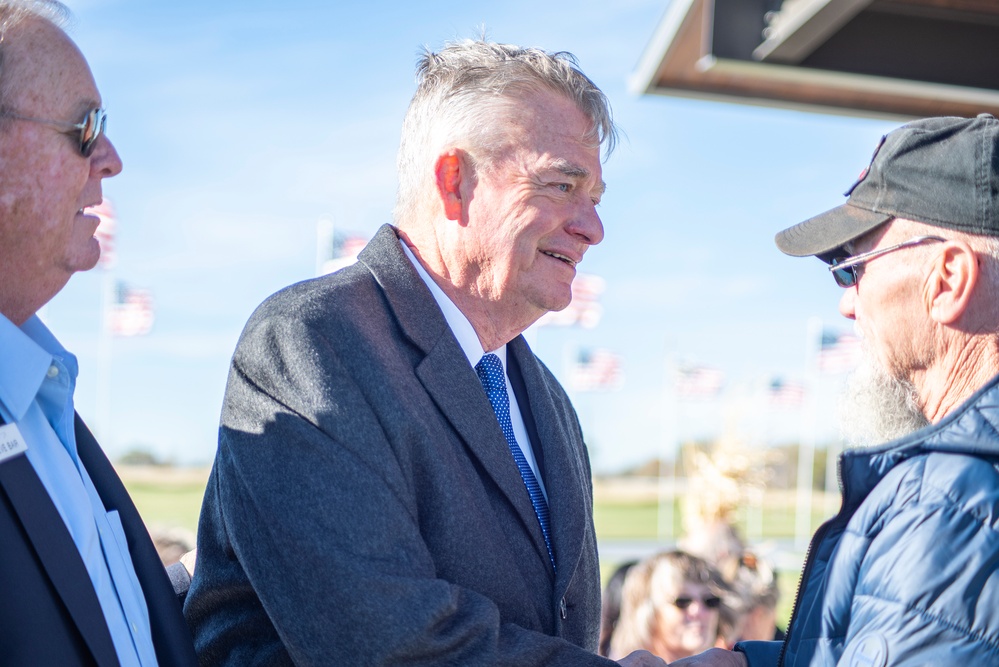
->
[185, 224, 615, 666]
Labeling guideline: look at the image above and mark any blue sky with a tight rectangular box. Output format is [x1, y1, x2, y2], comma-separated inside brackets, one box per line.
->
[51, 0, 901, 471]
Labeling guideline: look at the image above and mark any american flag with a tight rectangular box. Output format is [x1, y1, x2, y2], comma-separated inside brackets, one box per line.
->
[675, 364, 724, 399]
[816, 329, 862, 374]
[319, 231, 368, 275]
[109, 282, 154, 336]
[767, 377, 805, 407]
[90, 198, 117, 269]
[569, 348, 623, 392]
[536, 273, 604, 329]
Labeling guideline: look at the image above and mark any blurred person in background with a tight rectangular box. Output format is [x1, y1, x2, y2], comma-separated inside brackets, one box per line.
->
[610, 551, 731, 662]
[712, 590, 747, 651]
[599, 560, 638, 656]
[671, 115, 999, 666]
[731, 552, 782, 643]
[0, 1, 196, 665]
[711, 551, 782, 649]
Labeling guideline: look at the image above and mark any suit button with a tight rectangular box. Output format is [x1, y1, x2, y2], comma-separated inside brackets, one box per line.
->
[560, 597, 567, 619]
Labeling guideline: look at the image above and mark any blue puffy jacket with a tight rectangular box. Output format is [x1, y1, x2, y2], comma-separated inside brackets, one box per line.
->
[736, 375, 999, 666]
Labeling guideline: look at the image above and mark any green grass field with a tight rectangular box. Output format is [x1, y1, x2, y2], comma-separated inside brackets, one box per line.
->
[119, 466, 837, 628]
[118, 466, 209, 538]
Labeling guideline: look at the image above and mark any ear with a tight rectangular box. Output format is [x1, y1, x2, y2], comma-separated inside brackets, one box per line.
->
[434, 150, 465, 221]
[927, 241, 978, 325]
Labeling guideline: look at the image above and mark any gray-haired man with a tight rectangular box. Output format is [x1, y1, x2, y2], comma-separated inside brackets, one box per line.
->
[674, 115, 999, 666]
[186, 40, 664, 667]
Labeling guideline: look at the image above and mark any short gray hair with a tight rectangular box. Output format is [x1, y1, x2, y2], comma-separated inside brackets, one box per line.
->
[0, 0, 70, 113]
[393, 39, 617, 226]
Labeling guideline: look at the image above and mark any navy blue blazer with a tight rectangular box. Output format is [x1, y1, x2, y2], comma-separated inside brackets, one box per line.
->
[0, 414, 197, 666]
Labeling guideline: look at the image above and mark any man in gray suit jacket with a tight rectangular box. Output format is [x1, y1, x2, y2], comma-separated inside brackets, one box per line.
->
[185, 40, 664, 667]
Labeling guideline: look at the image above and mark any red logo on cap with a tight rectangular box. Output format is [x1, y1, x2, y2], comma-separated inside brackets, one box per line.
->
[844, 134, 887, 197]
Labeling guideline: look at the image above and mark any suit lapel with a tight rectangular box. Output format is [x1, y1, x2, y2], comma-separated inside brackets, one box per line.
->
[74, 415, 198, 667]
[509, 337, 586, 596]
[415, 336, 550, 563]
[359, 225, 552, 568]
[0, 452, 120, 667]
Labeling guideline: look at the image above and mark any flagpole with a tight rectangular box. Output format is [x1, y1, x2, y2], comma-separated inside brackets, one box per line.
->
[562, 339, 578, 413]
[96, 273, 114, 445]
[658, 348, 678, 542]
[747, 378, 767, 544]
[825, 438, 842, 514]
[796, 317, 823, 550]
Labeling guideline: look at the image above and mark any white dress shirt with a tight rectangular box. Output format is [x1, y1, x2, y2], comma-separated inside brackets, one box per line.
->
[0, 313, 158, 667]
[400, 241, 548, 500]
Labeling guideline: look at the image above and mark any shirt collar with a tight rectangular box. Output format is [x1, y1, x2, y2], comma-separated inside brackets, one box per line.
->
[399, 240, 507, 370]
[0, 313, 68, 421]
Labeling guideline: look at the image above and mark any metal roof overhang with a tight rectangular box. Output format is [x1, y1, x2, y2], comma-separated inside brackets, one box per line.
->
[631, 0, 999, 119]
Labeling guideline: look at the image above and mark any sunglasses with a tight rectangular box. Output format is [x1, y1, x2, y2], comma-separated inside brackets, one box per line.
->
[1, 107, 107, 157]
[829, 235, 946, 288]
[672, 596, 722, 610]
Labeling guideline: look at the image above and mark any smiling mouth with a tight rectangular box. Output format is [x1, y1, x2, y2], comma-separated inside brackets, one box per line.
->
[541, 250, 577, 268]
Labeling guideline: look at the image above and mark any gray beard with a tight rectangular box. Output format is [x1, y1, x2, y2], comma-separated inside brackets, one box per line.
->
[838, 352, 930, 449]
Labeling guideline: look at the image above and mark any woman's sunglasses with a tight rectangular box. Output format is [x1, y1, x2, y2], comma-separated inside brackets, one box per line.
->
[672, 596, 722, 610]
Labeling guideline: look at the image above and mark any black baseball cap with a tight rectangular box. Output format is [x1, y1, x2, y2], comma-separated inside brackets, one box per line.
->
[775, 114, 999, 262]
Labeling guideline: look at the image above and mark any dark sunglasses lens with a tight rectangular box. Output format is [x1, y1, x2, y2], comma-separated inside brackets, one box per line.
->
[673, 596, 721, 610]
[830, 260, 856, 288]
[80, 110, 105, 157]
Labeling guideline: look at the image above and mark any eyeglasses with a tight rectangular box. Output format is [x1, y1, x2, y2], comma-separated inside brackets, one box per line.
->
[829, 235, 946, 288]
[0, 107, 107, 157]
[672, 596, 722, 610]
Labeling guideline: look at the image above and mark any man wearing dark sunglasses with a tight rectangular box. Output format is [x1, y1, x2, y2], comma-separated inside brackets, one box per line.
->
[673, 115, 999, 667]
[0, 2, 197, 666]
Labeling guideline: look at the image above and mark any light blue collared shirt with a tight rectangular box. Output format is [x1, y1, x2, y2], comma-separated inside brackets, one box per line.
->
[0, 313, 158, 667]
[400, 241, 547, 498]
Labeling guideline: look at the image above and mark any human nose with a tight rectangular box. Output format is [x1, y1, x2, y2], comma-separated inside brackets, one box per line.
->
[685, 599, 710, 617]
[839, 286, 857, 320]
[91, 134, 123, 179]
[569, 204, 604, 246]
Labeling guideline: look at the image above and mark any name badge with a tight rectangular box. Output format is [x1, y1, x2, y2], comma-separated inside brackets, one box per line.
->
[0, 423, 28, 463]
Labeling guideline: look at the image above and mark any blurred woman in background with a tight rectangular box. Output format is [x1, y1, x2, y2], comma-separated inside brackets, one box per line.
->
[609, 550, 733, 662]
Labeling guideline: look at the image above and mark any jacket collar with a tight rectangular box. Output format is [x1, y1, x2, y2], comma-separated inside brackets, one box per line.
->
[357, 224, 449, 355]
[358, 224, 586, 580]
[840, 372, 999, 507]
[359, 225, 552, 567]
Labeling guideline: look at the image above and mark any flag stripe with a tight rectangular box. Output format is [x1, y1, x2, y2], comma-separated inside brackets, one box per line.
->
[110, 282, 154, 336]
[569, 348, 622, 392]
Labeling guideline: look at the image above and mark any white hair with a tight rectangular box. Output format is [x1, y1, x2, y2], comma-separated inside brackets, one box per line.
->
[393, 39, 617, 227]
[0, 0, 71, 113]
[839, 343, 930, 448]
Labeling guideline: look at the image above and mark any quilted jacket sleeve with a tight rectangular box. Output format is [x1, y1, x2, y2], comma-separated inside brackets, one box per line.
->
[834, 453, 999, 666]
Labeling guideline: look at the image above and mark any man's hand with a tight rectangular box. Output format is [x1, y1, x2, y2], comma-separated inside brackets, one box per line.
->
[665, 648, 749, 666]
[180, 548, 197, 577]
[617, 649, 668, 666]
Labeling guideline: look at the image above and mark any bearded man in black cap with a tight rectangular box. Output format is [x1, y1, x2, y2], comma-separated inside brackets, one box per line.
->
[672, 115, 999, 667]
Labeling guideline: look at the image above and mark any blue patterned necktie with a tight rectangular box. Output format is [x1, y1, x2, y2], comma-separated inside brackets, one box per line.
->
[475, 353, 555, 570]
